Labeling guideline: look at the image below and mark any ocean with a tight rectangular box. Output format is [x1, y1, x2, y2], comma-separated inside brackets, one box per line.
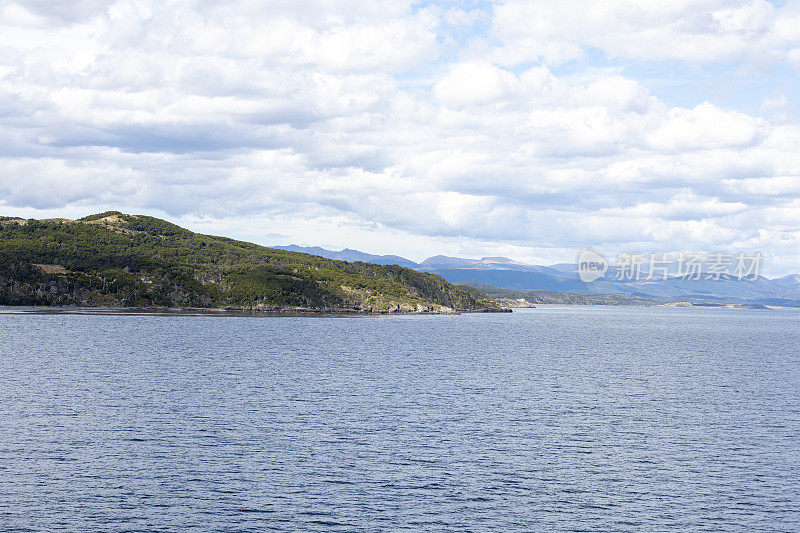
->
[1, 306, 798, 531]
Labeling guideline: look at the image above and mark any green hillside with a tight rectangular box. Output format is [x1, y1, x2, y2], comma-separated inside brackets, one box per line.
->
[0, 212, 503, 313]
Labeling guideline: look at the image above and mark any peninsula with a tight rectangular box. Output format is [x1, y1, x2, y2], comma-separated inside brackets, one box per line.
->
[0, 212, 505, 314]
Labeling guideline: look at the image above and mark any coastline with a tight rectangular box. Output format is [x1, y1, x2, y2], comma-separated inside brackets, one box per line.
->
[0, 305, 512, 317]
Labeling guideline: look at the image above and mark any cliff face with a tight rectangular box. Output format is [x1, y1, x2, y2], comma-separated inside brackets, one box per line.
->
[0, 213, 504, 313]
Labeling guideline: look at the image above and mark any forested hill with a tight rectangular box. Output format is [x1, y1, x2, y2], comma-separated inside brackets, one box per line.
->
[0, 212, 503, 313]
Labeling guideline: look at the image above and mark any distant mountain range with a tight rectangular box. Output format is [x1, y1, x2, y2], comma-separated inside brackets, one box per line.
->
[273, 245, 419, 268]
[274, 245, 800, 306]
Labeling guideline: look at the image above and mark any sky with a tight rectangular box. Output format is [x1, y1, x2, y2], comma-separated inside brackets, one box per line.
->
[1, 0, 799, 275]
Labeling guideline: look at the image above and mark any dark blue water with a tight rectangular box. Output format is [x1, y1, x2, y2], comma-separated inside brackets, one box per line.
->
[1, 306, 799, 531]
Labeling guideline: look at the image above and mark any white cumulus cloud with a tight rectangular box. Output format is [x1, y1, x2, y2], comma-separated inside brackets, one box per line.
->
[0, 0, 799, 274]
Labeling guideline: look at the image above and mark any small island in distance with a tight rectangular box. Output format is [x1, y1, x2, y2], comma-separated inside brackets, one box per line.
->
[0, 212, 507, 315]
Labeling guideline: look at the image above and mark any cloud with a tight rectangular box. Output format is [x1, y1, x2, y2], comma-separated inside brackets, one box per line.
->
[433, 62, 519, 106]
[489, 0, 800, 66]
[646, 102, 764, 152]
[0, 0, 799, 274]
[1, 0, 109, 25]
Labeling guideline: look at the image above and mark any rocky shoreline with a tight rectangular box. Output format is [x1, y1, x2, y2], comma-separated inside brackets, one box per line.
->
[0, 304, 512, 317]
